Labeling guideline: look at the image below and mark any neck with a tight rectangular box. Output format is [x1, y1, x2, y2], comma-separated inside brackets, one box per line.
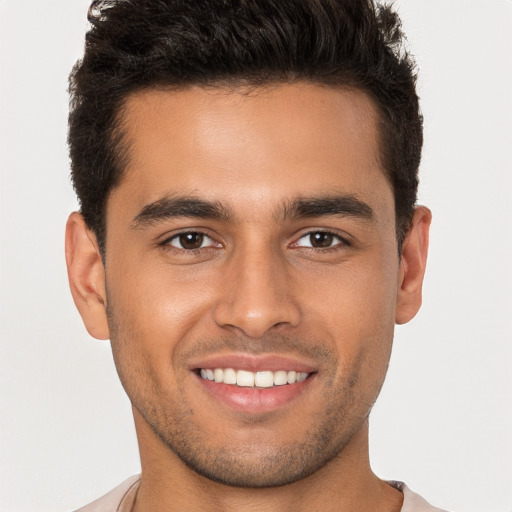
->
[132, 411, 403, 512]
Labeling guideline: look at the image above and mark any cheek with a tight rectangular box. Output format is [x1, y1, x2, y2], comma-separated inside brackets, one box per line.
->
[305, 253, 398, 331]
[105, 259, 217, 367]
[302, 254, 398, 382]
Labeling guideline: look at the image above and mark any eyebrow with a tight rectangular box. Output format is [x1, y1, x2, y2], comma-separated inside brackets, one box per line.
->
[131, 193, 375, 229]
[281, 195, 375, 222]
[132, 196, 231, 228]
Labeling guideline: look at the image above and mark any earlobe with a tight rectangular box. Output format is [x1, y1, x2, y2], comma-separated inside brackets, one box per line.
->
[65, 212, 110, 340]
[395, 206, 432, 325]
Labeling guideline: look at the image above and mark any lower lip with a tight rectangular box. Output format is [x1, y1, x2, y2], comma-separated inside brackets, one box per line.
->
[196, 374, 314, 413]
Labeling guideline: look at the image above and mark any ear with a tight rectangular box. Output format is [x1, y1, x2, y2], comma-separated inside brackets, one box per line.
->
[65, 212, 110, 340]
[395, 206, 432, 325]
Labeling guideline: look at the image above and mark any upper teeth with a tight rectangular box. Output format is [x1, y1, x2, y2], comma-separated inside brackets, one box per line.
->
[200, 368, 309, 388]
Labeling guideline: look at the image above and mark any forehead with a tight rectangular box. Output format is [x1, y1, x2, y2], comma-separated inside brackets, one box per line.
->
[112, 83, 393, 223]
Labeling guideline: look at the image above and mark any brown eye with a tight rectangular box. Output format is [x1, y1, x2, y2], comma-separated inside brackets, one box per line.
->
[294, 231, 347, 249]
[309, 232, 334, 248]
[168, 232, 211, 250]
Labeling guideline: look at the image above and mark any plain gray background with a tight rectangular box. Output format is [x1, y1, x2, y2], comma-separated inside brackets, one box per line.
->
[1, 1, 511, 511]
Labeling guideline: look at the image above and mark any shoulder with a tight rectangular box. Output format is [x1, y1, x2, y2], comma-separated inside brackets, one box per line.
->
[73, 475, 141, 512]
[391, 481, 451, 512]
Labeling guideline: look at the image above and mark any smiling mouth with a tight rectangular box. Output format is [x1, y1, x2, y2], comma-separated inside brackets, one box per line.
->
[199, 368, 311, 388]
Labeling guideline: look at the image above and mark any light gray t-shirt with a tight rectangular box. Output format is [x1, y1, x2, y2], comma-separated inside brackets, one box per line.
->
[75, 475, 449, 511]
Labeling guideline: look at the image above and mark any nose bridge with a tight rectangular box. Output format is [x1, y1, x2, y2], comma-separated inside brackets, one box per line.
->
[213, 239, 301, 337]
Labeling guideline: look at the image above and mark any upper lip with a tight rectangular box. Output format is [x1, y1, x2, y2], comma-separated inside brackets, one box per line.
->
[188, 353, 317, 373]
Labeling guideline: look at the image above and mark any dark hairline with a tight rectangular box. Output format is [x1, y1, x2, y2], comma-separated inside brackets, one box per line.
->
[101, 79, 402, 254]
[69, 0, 421, 258]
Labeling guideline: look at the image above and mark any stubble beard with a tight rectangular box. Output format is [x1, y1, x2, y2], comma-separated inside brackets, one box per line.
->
[107, 305, 390, 488]
[133, 378, 370, 488]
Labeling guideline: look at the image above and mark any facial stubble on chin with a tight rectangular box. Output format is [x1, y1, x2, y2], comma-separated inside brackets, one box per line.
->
[137, 373, 369, 489]
[106, 300, 390, 488]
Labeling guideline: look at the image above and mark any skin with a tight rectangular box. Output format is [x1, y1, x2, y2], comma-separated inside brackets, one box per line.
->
[66, 83, 431, 511]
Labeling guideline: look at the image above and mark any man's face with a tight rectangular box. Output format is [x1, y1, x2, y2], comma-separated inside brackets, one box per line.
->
[103, 83, 401, 486]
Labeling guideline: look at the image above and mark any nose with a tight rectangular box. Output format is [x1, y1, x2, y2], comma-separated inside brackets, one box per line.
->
[213, 246, 301, 338]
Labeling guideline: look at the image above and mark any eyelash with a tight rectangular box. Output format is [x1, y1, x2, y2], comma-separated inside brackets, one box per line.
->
[292, 231, 351, 251]
[159, 229, 351, 253]
[160, 230, 218, 253]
